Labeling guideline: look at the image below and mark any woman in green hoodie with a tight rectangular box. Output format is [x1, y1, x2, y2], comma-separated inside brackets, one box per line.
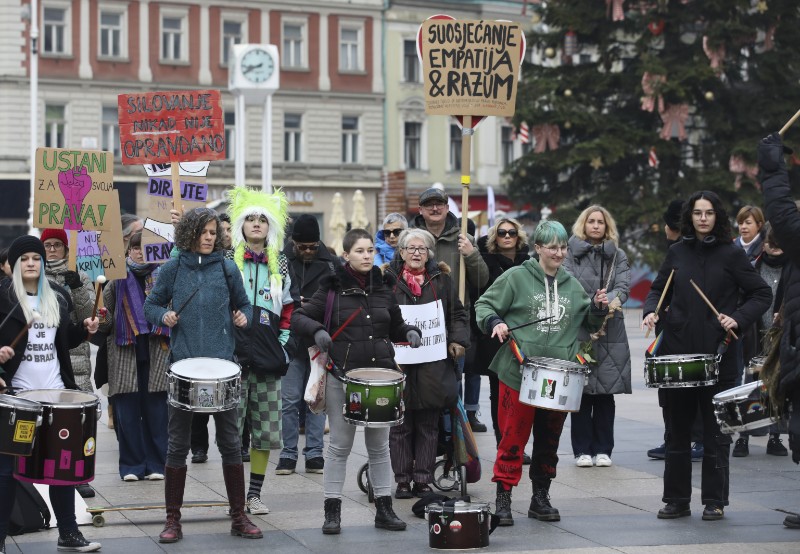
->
[475, 220, 608, 527]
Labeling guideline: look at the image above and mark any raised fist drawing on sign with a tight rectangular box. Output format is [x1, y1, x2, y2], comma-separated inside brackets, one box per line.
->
[58, 166, 93, 230]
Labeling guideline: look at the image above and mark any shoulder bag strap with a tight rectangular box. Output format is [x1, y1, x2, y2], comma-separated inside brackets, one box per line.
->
[323, 288, 335, 332]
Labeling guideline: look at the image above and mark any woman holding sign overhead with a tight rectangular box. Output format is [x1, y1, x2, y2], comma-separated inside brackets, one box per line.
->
[382, 228, 469, 499]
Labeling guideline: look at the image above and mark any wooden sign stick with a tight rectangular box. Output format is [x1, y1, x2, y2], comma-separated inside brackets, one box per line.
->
[779, 108, 800, 137]
[689, 278, 738, 340]
[68, 230, 78, 271]
[458, 115, 473, 305]
[171, 163, 182, 215]
[645, 268, 674, 338]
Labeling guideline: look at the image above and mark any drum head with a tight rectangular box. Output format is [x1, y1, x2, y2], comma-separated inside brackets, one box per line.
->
[713, 381, 764, 403]
[650, 354, 713, 363]
[170, 358, 241, 379]
[16, 389, 98, 406]
[525, 356, 587, 373]
[0, 394, 43, 411]
[345, 368, 403, 384]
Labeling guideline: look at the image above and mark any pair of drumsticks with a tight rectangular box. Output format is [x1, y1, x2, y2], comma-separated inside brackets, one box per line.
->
[646, 269, 738, 340]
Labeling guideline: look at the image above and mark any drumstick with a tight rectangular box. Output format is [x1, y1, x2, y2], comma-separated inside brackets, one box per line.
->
[0, 300, 22, 333]
[90, 275, 107, 319]
[507, 316, 554, 332]
[645, 269, 674, 338]
[311, 307, 363, 361]
[9, 312, 40, 349]
[689, 279, 739, 340]
[779, 107, 800, 137]
[175, 287, 200, 316]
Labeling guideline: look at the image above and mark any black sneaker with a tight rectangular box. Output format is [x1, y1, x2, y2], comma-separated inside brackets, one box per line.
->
[767, 436, 788, 456]
[57, 530, 101, 552]
[702, 504, 724, 521]
[647, 443, 666, 460]
[76, 483, 95, 498]
[305, 457, 324, 474]
[276, 457, 297, 475]
[732, 437, 749, 457]
[191, 449, 208, 463]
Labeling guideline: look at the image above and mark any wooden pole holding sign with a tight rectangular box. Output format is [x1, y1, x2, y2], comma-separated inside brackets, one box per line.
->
[171, 163, 182, 215]
[458, 116, 473, 304]
[68, 230, 78, 271]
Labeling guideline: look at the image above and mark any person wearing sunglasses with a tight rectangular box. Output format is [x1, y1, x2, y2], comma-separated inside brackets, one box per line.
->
[373, 213, 408, 266]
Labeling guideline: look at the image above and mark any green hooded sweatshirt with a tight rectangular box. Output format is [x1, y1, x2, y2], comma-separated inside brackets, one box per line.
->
[474, 258, 606, 391]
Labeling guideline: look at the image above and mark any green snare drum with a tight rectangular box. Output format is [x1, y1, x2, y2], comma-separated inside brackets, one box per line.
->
[342, 368, 405, 428]
[644, 354, 718, 388]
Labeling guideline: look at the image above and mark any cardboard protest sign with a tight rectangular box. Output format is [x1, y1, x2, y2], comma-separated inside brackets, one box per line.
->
[117, 90, 225, 166]
[420, 18, 523, 117]
[394, 301, 447, 365]
[75, 190, 126, 281]
[141, 163, 208, 264]
[34, 147, 115, 231]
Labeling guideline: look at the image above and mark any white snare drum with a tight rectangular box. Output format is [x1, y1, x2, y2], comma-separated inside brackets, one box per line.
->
[168, 358, 241, 412]
[519, 357, 589, 412]
[713, 381, 775, 434]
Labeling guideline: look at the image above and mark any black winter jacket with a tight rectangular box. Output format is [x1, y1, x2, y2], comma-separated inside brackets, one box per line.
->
[643, 236, 772, 384]
[292, 265, 418, 372]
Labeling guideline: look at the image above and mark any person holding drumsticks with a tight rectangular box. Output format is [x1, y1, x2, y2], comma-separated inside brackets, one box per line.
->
[642, 190, 771, 521]
[292, 228, 422, 535]
[475, 220, 609, 527]
[0, 235, 101, 553]
[144, 208, 262, 543]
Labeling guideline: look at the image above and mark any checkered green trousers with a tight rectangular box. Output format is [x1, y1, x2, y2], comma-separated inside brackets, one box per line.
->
[238, 372, 283, 451]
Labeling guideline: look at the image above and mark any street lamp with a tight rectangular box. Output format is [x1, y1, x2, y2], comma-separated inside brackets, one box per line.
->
[24, 0, 39, 234]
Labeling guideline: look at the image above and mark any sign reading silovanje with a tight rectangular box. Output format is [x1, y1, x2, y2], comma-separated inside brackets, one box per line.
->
[421, 19, 523, 117]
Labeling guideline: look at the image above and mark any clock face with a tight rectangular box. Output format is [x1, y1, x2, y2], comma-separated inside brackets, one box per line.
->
[240, 48, 274, 84]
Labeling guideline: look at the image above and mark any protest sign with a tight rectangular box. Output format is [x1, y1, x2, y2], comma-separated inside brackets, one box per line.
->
[75, 190, 126, 281]
[34, 147, 115, 231]
[420, 18, 523, 117]
[394, 301, 447, 365]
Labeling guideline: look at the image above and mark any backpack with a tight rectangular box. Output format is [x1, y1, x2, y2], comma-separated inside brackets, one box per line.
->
[9, 481, 51, 535]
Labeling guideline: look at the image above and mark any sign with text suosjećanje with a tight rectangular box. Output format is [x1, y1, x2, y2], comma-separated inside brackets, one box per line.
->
[118, 90, 226, 165]
[420, 19, 523, 117]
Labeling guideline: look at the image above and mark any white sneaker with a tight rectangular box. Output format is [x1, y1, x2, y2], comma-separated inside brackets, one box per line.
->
[595, 454, 613, 467]
[246, 496, 270, 515]
[575, 454, 593, 467]
[122, 474, 139, 482]
[145, 473, 165, 480]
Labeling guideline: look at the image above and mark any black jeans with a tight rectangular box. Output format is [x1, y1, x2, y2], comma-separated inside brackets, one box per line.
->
[662, 384, 733, 506]
[570, 394, 615, 457]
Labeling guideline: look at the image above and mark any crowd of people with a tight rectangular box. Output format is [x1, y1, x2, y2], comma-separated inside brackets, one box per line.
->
[1, 133, 800, 553]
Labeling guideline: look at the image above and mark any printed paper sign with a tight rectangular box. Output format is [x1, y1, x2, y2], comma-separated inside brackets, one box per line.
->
[75, 190, 126, 281]
[420, 19, 523, 117]
[394, 301, 447, 364]
[33, 148, 115, 231]
[118, 90, 225, 165]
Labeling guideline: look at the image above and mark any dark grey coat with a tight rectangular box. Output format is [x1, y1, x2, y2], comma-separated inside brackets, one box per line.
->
[563, 237, 632, 395]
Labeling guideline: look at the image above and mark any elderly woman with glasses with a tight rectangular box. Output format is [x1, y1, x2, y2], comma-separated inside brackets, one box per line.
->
[383, 229, 469, 498]
[374, 213, 408, 266]
[475, 220, 609, 527]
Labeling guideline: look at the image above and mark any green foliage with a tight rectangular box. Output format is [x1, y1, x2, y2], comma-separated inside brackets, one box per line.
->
[508, 0, 800, 268]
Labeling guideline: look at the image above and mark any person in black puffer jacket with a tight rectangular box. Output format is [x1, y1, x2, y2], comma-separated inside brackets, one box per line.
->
[292, 228, 421, 536]
[757, 132, 800, 529]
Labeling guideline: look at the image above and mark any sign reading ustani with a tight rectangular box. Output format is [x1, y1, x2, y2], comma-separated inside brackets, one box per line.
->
[421, 19, 523, 117]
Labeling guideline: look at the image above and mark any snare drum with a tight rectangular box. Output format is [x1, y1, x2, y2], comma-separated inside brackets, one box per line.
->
[0, 394, 43, 457]
[426, 501, 492, 550]
[14, 389, 100, 486]
[713, 381, 775, 434]
[342, 368, 405, 427]
[168, 358, 241, 412]
[519, 357, 589, 412]
[746, 356, 765, 376]
[644, 354, 718, 388]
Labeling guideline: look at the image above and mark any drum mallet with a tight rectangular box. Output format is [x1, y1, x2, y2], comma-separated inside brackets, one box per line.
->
[0, 300, 22, 333]
[645, 269, 674, 338]
[507, 316, 554, 333]
[311, 307, 362, 361]
[779, 107, 800, 137]
[175, 287, 201, 316]
[8, 311, 41, 350]
[89, 275, 107, 319]
[689, 279, 739, 340]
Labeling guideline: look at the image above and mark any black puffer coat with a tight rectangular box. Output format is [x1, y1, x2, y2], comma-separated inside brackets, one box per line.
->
[384, 259, 469, 410]
[292, 265, 418, 372]
[643, 236, 772, 384]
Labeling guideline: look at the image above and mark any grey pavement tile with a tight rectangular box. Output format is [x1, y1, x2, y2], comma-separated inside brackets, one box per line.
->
[5, 536, 165, 553]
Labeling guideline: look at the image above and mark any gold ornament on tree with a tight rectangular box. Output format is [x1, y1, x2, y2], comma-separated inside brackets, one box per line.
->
[564, 89, 573, 97]
[704, 91, 715, 101]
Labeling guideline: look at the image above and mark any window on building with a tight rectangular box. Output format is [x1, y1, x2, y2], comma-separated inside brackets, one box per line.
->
[284, 113, 302, 162]
[449, 124, 462, 172]
[501, 126, 514, 168]
[282, 22, 306, 68]
[99, 10, 125, 58]
[43, 6, 68, 55]
[224, 111, 235, 160]
[161, 14, 187, 62]
[339, 25, 362, 72]
[342, 116, 359, 164]
[404, 122, 421, 170]
[403, 39, 420, 83]
[221, 20, 243, 66]
[45, 105, 66, 148]
[101, 107, 119, 158]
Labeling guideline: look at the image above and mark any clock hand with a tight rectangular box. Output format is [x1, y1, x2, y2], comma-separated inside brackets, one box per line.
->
[242, 63, 263, 75]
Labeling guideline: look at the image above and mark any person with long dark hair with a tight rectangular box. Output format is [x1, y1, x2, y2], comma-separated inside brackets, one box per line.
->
[643, 191, 771, 521]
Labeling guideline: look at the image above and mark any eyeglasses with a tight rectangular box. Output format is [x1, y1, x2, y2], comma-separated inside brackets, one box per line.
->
[537, 244, 567, 255]
[43, 242, 65, 251]
[383, 228, 404, 237]
[403, 246, 427, 254]
[421, 202, 446, 210]
[245, 214, 269, 223]
[692, 210, 716, 219]
[296, 243, 319, 252]
[497, 229, 519, 238]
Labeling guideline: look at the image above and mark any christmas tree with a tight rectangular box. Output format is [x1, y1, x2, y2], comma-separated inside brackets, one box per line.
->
[509, 0, 800, 267]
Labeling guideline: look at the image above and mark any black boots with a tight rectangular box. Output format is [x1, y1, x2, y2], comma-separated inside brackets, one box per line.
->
[322, 498, 342, 535]
[467, 411, 487, 432]
[657, 502, 691, 519]
[374, 496, 407, 530]
[222, 463, 264, 539]
[159, 465, 186, 543]
[495, 482, 513, 526]
[528, 479, 560, 521]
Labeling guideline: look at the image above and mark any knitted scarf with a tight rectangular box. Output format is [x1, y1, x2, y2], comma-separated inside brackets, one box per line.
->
[344, 263, 368, 289]
[115, 259, 170, 346]
[401, 265, 426, 297]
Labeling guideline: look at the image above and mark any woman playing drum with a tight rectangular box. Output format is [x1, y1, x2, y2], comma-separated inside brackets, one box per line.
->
[642, 190, 771, 521]
[143, 208, 262, 543]
[292, 228, 422, 535]
[475, 221, 609, 527]
[0, 235, 101, 552]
